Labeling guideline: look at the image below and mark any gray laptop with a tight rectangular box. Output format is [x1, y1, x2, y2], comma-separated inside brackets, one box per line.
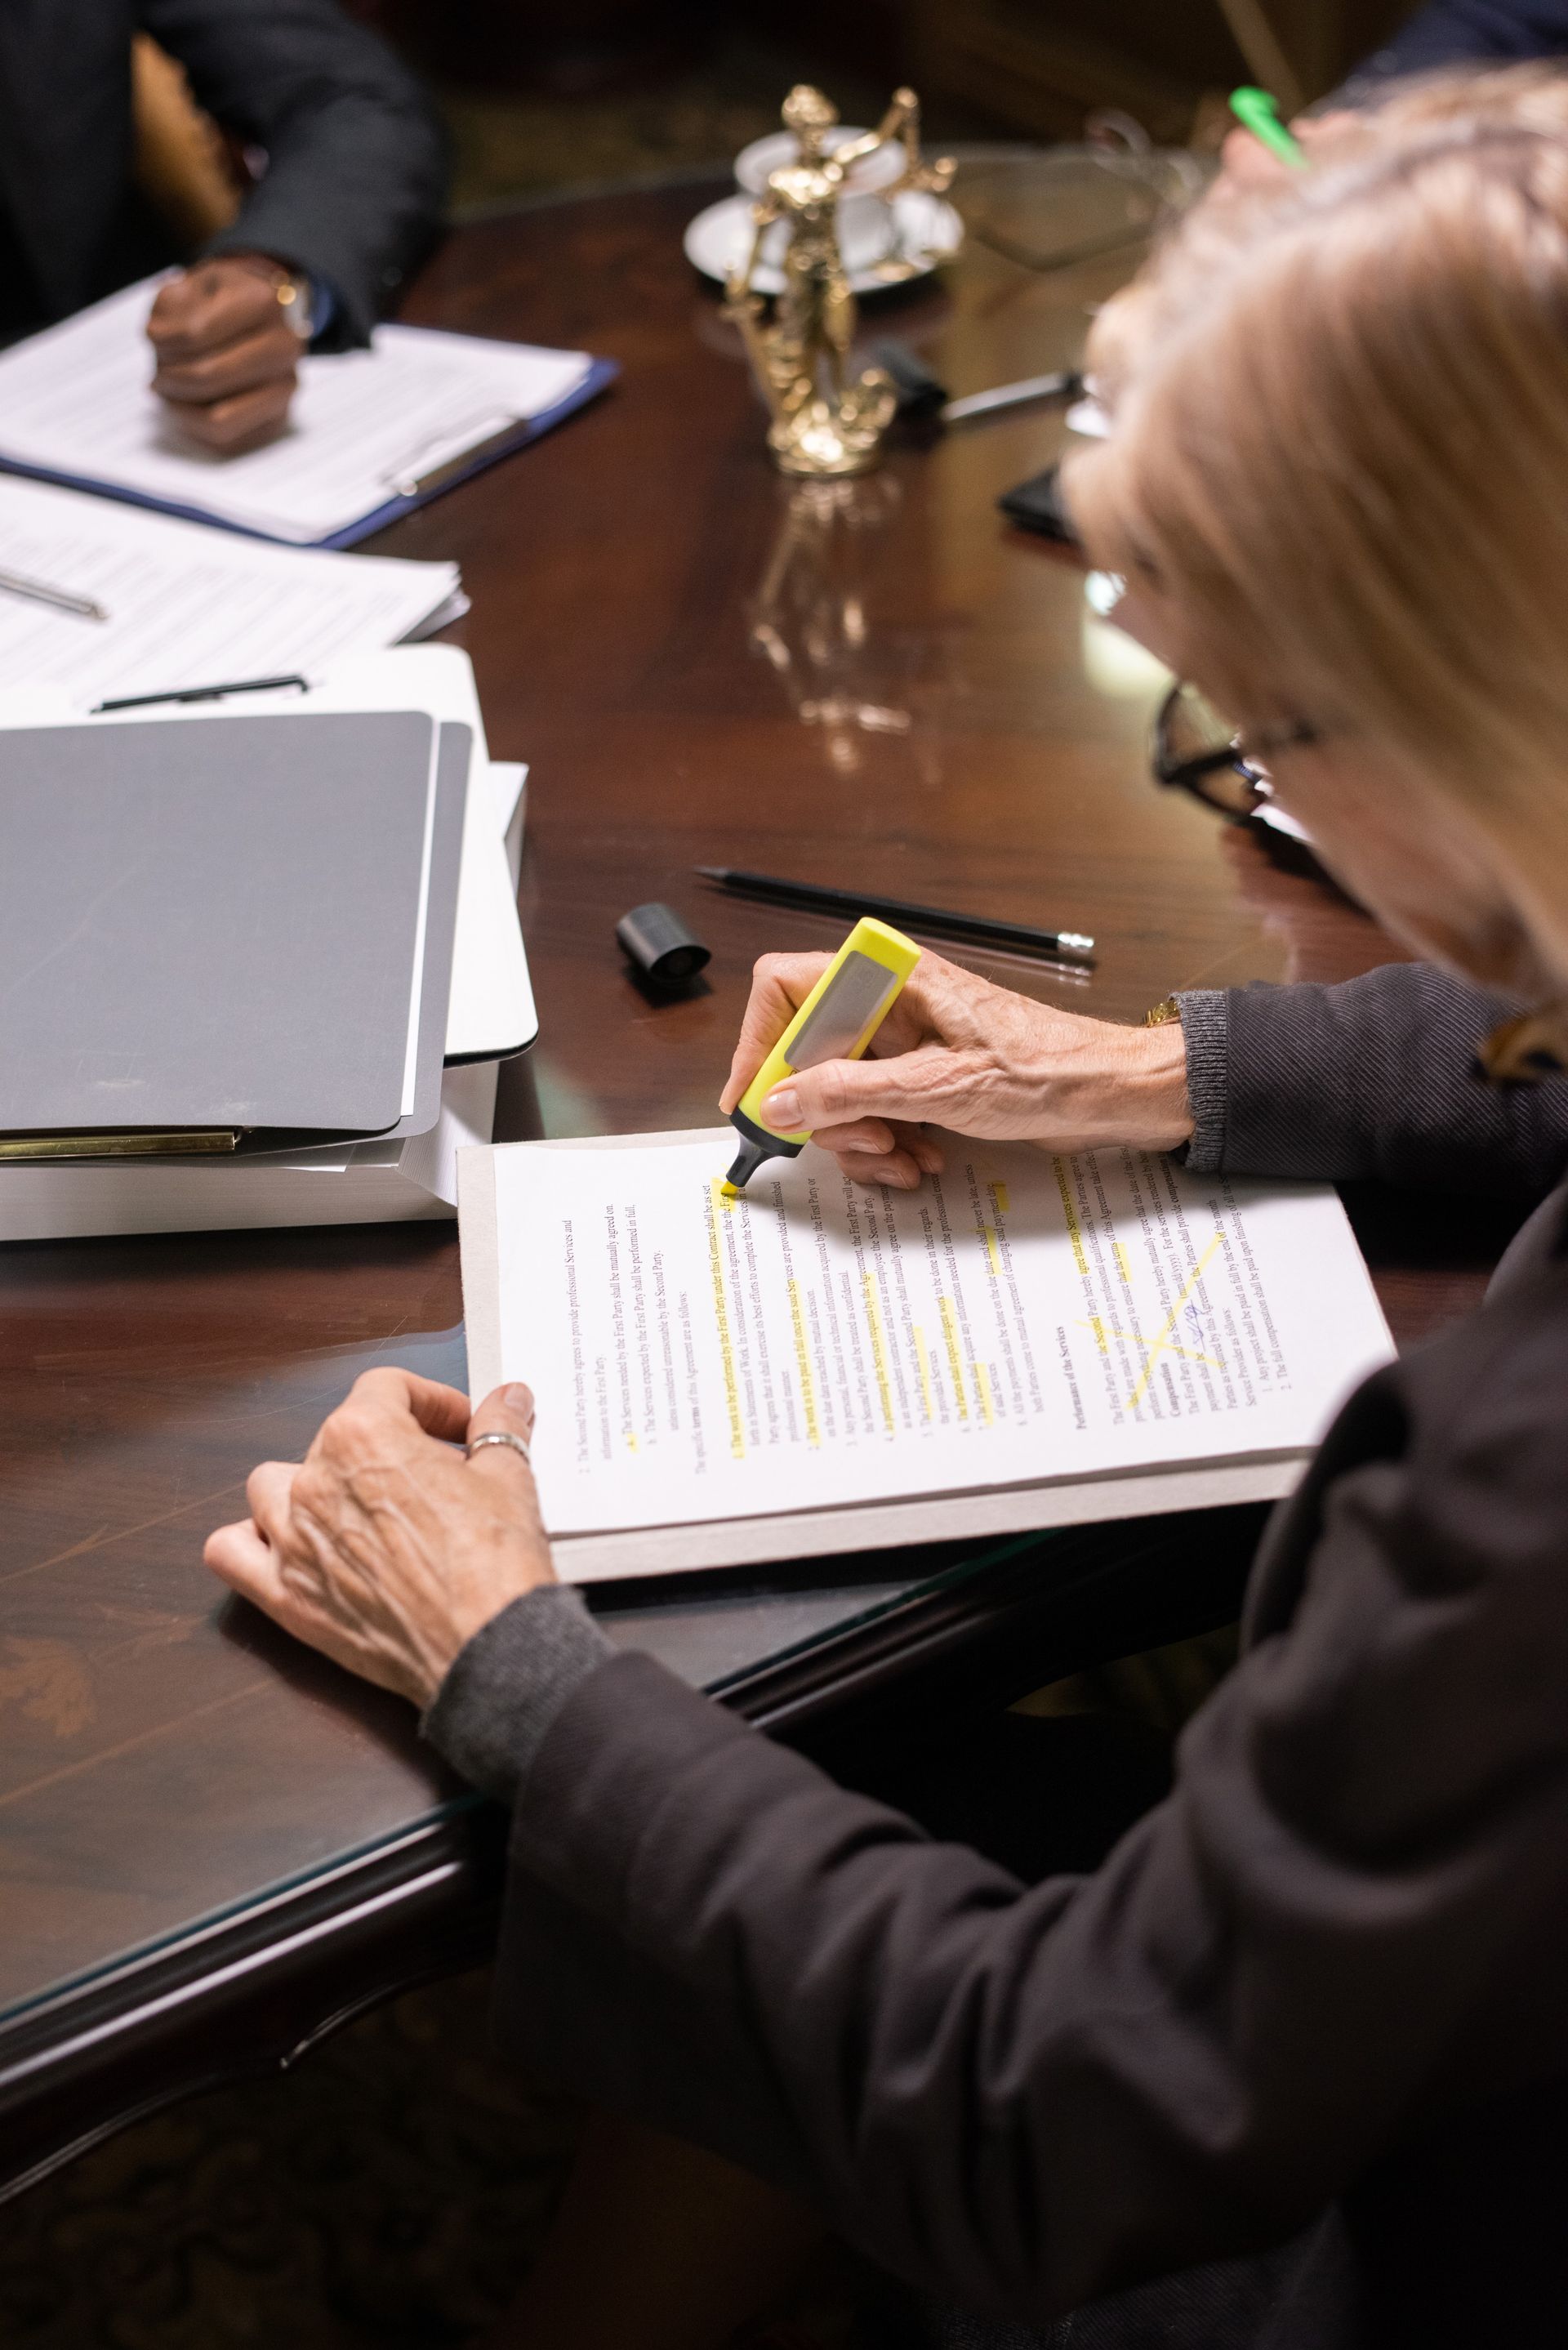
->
[0, 711, 468, 1146]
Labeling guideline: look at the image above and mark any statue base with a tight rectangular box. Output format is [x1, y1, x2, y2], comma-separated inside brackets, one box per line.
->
[768, 372, 898, 479]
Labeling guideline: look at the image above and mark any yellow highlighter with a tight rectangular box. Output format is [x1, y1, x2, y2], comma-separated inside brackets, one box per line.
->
[724, 916, 921, 1193]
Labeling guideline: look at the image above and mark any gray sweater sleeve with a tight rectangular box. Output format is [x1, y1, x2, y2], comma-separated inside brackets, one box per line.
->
[422, 1584, 614, 1804]
[1332, 0, 1568, 103]
[1178, 964, 1568, 1201]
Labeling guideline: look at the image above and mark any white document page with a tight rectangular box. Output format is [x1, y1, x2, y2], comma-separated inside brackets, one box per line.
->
[486, 1132, 1394, 1537]
[0, 279, 594, 543]
[0, 475, 459, 707]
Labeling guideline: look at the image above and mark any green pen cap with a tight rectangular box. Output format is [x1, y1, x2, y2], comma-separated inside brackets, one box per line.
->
[1229, 86, 1306, 168]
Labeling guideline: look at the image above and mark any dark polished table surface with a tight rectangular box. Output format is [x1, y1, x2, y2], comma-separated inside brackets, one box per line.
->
[0, 172, 1511, 2196]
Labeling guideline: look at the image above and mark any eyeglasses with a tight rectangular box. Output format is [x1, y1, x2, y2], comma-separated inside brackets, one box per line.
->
[1152, 681, 1319, 818]
[1150, 685, 1566, 1090]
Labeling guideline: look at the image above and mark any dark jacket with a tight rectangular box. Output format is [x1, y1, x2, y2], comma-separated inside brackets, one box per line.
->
[1343, 0, 1568, 96]
[0, 0, 448, 349]
[425, 963, 1568, 2348]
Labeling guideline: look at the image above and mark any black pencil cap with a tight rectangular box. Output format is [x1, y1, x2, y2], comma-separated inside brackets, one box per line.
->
[615, 902, 711, 988]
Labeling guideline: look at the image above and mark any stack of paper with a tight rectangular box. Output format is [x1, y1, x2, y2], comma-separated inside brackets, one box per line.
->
[0, 474, 463, 709]
[460, 1130, 1395, 1579]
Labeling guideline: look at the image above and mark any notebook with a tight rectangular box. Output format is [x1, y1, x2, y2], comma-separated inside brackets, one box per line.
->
[0, 1062, 499, 1244]
[0, 711, 466, 1146]
[0, 278, 617, 547]
[0, 648, 537, 1069]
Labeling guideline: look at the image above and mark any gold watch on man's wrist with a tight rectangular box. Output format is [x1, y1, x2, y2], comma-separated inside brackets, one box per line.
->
[225, 251, 315, 340]
[1143, 996, 1182, 1028]
[272, 274, 315, 341]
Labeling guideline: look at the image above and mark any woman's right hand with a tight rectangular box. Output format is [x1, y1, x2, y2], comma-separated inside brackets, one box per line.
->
[719, 949, 1195, 1189]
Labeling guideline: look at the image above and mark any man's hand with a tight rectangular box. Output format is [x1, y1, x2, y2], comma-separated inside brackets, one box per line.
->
[204, 1370, 556, 1709]
[720, 948, 1194, 1190]
[147, 254, 306, 453]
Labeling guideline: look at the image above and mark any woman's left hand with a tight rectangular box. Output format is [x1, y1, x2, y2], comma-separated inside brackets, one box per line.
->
[204, 1369, 555, 1709]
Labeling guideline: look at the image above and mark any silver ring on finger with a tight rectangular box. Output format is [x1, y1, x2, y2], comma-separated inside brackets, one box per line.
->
[466, 1429, 532, 1466]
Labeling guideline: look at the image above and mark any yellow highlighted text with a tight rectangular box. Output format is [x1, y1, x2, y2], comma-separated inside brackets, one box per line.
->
[973, 1361, 996, 1426]
[913, 1325, 935, 1422]
[1053, 1159, 1088, 1276]
[786, 1278, 822, 1447]
[706, 1180, 746, 1457]
[938, 1295, 969, 1420]
[862, 1273, 896, 1434]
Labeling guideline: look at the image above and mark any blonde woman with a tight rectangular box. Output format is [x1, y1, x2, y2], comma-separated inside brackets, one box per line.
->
[208, 72, 1568, 2350]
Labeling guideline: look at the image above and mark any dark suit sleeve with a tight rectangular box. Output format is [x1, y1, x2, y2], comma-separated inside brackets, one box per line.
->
[1178, 964, 1568, 1198]
[447, 1291, 1568, 2324]
[1339, 0, 1568, 93]
[136, 0, 449, 345]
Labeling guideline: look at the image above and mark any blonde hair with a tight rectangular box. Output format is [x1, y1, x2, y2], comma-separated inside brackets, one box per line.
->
[1065, 67, 1568, 962]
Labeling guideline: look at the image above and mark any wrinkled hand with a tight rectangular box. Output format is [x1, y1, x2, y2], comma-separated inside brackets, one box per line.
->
[147, 254, 304, 453]
[719, 948, 1193, 1189]
[204, 1370, 555, 1709]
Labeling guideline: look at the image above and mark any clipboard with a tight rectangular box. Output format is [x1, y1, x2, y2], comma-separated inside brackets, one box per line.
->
[0, 359, 619, 551]
[0, 283, 621, 549]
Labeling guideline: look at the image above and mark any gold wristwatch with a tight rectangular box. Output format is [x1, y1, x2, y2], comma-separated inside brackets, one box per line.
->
[1143, 996, 1181, 1028]
[274, 274, 316, 341]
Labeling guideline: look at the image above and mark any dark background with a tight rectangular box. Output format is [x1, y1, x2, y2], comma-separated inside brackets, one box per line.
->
[338, 1, 1421, 212]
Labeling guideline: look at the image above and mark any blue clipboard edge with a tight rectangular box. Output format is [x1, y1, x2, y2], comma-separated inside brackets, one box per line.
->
[0, 355, 619, 551]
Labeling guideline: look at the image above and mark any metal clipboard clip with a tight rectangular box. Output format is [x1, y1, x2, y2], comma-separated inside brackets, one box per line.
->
[381, 409, 526, 501]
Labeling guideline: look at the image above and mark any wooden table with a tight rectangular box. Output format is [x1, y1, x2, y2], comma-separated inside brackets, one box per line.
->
[0, 176, 1508, 2199]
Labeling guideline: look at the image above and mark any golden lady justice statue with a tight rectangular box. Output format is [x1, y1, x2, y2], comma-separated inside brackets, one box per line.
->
[725, 85, 956, 479]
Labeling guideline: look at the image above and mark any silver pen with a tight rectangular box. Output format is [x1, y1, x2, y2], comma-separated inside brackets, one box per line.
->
[942, 369, 1082, 424]
[0, 566, 109, 622]
[875, 341, 1084, 430]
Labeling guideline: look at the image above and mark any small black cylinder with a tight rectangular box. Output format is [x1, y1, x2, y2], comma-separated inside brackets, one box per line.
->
[616, 902, 711, 988]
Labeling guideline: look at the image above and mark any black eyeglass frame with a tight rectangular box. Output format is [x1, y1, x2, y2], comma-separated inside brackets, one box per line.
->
[1152, 682, 1320, 816]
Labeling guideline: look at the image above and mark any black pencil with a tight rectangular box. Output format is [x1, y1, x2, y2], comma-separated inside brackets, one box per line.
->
[694, 867, 1095, 966]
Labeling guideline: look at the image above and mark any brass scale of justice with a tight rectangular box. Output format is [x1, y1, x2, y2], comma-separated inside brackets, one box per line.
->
[724, 82, 958, 479]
